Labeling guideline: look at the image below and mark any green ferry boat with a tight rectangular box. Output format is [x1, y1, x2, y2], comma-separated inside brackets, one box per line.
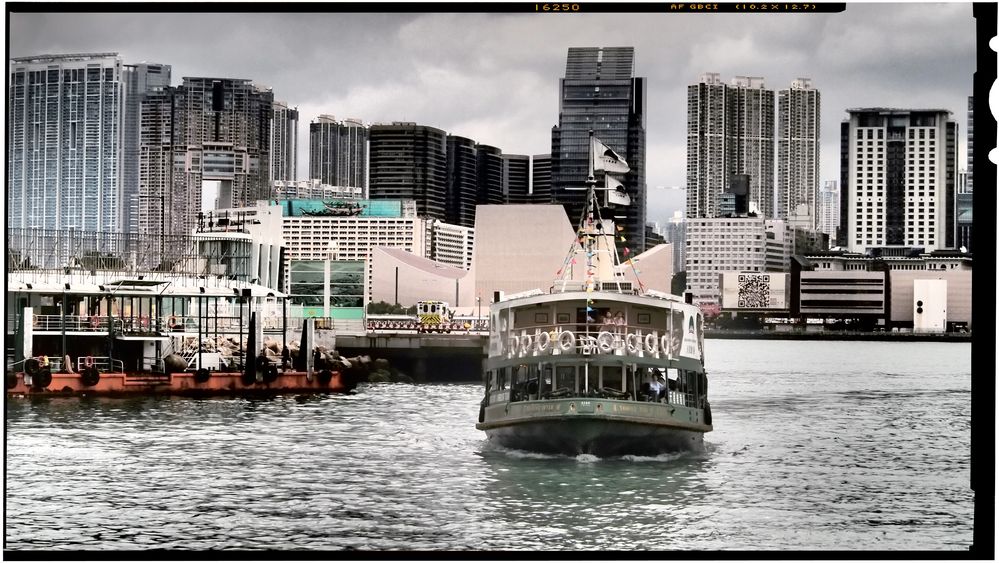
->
[475, 134, 712, 456]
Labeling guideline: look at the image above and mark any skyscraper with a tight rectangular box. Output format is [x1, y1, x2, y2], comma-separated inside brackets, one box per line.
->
[167, 77, 274, 235]
[309, 115, 367, 190]
[838, 108, 957, 253]
[817, 180, 840, 245]
[368, 122, 447, 221]
[531, 154, 552, 203]
[502, 154, 531, 204]
[137, 86, 176, 238]
[271, 100, 299, 182]
[686, 73, 775, 219]
[122, 62, 171, 234]
[957, 96, 973, 250]
[551, 46, 646, 250]
[778, 78, 820, 229]
[137, 77, 274, 238]
[727, 76, 775, 217]
[8, 53, 125, 232]
[476, 144, 504, 206]
[445, 135, 478, 227]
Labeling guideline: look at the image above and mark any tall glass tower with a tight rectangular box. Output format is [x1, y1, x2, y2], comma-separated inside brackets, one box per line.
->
[551, 47, 646, 251]
[368, 122, 447, 221]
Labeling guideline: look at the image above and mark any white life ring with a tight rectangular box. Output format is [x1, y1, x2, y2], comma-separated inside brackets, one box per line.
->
[661, 335, 670, 356]
[536, 331, 551, 353]
[596, 331, 614, 354]
[645, 333, 659, 354]
[626, 333, 643, 354]
[557, 330, 576, 353]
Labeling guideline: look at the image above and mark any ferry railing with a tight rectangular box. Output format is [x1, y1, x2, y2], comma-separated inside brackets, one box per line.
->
[502, 322, 679, 359]
[6, 356, 65, 373]
[30, 314, 114, 333]
[76, 356, 124, 373]
[365, 319, 490, 334]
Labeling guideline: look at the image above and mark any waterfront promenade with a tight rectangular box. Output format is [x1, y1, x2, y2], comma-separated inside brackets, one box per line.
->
[705, 328, 972, 342]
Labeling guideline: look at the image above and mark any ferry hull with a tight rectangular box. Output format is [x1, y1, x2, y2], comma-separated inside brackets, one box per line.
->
[476, 398, 710, 456]
[480, 417, 704, 456]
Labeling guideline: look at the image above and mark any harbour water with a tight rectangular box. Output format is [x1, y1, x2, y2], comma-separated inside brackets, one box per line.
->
[4, 340, 972, 551]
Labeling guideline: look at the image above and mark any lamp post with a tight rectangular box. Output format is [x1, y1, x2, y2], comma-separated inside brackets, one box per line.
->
[476, 295, 482, 331]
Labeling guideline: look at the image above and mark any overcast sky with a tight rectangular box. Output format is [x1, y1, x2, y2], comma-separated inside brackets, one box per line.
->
[8, 3, 978, 224]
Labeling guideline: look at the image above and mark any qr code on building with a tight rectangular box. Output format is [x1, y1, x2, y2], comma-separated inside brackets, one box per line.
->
[738, 274, 771, 308]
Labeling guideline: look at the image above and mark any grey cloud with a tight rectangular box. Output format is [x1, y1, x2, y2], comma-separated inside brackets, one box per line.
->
[8, 4, 977, 225]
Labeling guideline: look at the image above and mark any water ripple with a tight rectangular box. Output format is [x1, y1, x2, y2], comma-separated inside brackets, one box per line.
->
[5, 341, 972, 551]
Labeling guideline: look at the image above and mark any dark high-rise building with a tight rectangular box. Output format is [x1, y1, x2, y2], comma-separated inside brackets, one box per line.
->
[502, 154, 531, 204]
[368, 122, 447, 221]
[123, 62, 171, 234]
[309, 115, 367, 190]
[551, 46, 646, 250]
[271, 101, 299, 182]
[476, 144, 504, 206]
[838, 108, 957, 253]
[446, 135, 478, 227]
[531, 154, 552, 203]
[137, 86, 177, 238]
[165, 77, 274, 235]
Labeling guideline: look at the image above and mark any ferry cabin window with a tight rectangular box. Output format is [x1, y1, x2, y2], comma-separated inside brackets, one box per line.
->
[556, 366, 575, 393]
[601, 365, 623, 392]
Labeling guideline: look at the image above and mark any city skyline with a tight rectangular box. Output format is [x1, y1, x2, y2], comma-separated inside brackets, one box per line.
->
[8, 5, 976, 222]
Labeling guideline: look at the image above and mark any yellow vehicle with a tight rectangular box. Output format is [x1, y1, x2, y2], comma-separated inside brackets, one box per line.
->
[416, 301, 454, 333]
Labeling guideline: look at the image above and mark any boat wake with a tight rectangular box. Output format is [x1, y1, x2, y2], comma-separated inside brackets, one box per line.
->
[483, 441, 695, 464]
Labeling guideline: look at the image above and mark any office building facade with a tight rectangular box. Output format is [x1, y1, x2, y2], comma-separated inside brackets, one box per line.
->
[777, 78, 820, 229]
[368, 122, 448, 222]
[309, 115, 367, 190]
[502, 154, 532, 204]
[531, 154, 552, 203]
[445, 135, 479, 228]
[551, 46, 647, 251]
[685, 217, 790, 305]
[838, 108, 957, 253]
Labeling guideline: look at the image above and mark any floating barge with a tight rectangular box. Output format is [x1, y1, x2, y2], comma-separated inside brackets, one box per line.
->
[6, 273, 357, 397]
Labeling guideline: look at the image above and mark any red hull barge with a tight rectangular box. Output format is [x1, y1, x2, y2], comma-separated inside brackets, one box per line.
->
[6, 369, 354, 397]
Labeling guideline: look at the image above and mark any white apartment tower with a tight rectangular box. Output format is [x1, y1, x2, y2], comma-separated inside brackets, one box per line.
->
[839, 108, 957, 253]
[687, 73, 775, 219]
[817, 180, 840, 245]
[8, 53, 125, 233]
[778, 78, 820, 229]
